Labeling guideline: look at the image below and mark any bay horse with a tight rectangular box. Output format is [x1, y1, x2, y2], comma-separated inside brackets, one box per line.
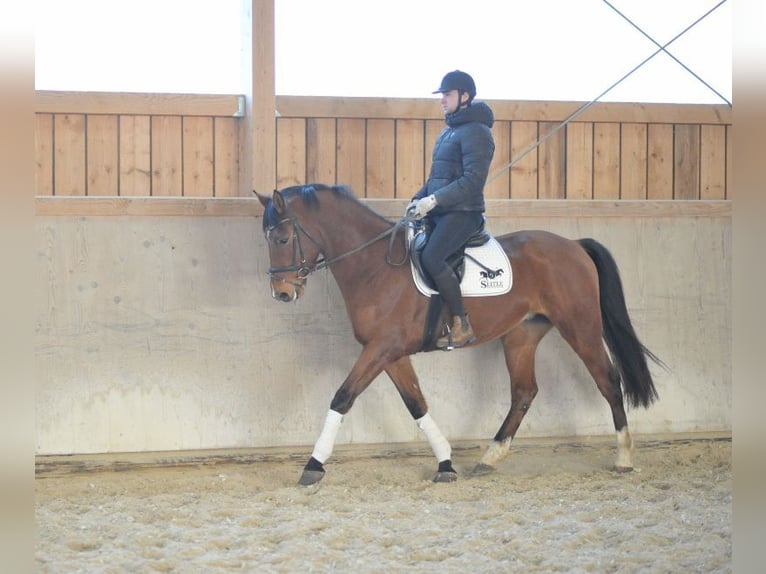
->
[256, 183, 661, 485]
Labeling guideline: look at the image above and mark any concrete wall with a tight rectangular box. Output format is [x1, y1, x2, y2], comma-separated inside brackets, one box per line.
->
[35, 209, 731, 454]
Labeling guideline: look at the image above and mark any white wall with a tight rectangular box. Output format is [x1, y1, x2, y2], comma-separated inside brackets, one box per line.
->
[35, 211, 731, 454]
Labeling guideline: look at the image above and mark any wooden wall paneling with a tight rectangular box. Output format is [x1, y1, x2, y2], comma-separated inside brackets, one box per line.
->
[538, 121, 566, 199]
[182, 116, 214, 197]
[306, 118, 336, 185]
[700, 124, 726, 200]
[150, 116, 183, 196]
[395, 119, 424, 199]
[365, 119, 395, 198]
[119, 116, 152, 197]
[620, 123, 648, 199]
[276, 118, 306, 188]
[565, 122, 593, 199]
[53, 114, 86, 196]
[647, 124, 674, 199]
[509, 120, 538, 199]
[593, 123, 620, 199]
[674, 124, 700, 199]
[213, 117, 239, 197]
[35, 113, 54, 196]
[86, 114, 119, 196]
[336, 118, 366, 195]
[485, 120, 511, 200]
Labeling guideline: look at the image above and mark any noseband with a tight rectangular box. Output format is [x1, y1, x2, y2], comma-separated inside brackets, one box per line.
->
[264, 215, 414, 282]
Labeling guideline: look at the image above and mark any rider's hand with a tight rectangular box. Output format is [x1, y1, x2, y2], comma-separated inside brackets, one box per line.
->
[410, 195, 437, 219]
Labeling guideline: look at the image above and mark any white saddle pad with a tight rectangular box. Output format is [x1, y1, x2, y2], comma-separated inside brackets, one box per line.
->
[411, 235, 513, 298]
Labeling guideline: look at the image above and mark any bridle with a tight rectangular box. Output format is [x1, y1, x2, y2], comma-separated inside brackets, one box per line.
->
[264, 214, 414, 283]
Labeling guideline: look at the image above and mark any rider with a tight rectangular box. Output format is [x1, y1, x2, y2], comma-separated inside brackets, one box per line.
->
[408, 70, 495, 350]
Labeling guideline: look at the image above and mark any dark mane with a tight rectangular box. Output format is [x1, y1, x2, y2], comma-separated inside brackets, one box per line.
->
[262, 183, 373, 229]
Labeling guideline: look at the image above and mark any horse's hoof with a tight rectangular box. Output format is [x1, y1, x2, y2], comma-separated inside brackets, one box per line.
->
[471, 463, 496, 476]
[612, 465, 634, 473]
[298, 469, 325, 486]
[433, 471, 458, 483]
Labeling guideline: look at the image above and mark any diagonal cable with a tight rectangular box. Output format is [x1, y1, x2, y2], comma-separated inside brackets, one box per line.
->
[486, 0, 728, 185]
[603, 0, 731, 106]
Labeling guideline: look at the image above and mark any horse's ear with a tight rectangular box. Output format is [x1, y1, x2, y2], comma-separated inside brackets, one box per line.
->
[272, 189, 287, 215]
[254, 190, 271, 209]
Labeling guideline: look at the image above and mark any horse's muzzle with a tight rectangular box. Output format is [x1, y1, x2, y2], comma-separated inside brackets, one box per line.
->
[270, 278, 305, 303]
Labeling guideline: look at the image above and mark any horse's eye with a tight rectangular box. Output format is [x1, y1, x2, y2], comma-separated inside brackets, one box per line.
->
[275, 237, 289, 246]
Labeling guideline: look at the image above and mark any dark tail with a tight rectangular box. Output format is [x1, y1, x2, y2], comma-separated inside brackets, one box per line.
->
[578, 238, 662, 408]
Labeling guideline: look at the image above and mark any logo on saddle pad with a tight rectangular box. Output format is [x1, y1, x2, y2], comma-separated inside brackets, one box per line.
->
[409, 231, 513, 298]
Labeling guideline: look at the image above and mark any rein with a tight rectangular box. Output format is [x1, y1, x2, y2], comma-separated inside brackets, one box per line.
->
[266, 214, 414, 279]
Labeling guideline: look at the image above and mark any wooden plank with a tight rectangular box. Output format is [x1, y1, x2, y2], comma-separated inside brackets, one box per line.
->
[725, 125, 733, 200]
[53, 114, 86, 196]
[620, 123, 648, 199]
[336, 118, 366, 195]
[485, 120, 511, 200]
[700, 124, 726, 200]
[509, 121, 538, 199]
[250, 0, 277, 196]
[214, 117, 239, 197]
[276, 118, 306, 188]
[366, 119, 395, 198]
[34, 90, 728, 128]
[35, 91, 244, 117]
[538, 122, 566, 199]
[306, 118, 336, 184]
[182, 117, 214, 197]
[86, 114, 119, 196]
[593, 123, 620, 200]
[565, 122, 593, 200]
[395, 119, 424, 199]
[674, 124, 700, 199]
[119, 116, 151, 197]
[647, 124, 674, 200]
[151, 116, 183, 197]
[34, 196, 732, 218]
[275, 95, 732, 125]
[424, 120, 444, 183]
[35, 113, 54, 196]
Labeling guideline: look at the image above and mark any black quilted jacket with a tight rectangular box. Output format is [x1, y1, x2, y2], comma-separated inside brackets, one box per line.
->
[413, 101, 495, 213]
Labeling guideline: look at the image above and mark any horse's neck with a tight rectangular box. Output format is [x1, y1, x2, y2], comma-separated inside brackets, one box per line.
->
[319, 199, 391, 255]
[317, 200, 396, 291]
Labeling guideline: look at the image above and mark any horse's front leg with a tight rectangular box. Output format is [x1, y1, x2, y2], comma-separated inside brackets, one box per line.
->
[385, 356, 457, 483]
[298, 344, 389, 486]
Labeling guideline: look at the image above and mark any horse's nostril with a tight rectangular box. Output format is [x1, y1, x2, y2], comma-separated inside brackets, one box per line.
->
[277, 292, 291, 302]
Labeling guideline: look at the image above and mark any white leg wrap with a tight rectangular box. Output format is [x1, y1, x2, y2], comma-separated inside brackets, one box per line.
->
[416, 412, 451, 462]
[311, 409, 343, 464]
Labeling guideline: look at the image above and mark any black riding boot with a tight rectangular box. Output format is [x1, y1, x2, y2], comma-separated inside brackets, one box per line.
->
[432, 268, 476, 349]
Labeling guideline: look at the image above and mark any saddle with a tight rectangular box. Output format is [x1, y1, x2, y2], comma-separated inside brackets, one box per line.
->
[408, 218, 512, 351]
[410, 218, 492, 291]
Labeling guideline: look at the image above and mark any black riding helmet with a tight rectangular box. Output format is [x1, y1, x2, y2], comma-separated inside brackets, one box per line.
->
[433, 70, 477, 105]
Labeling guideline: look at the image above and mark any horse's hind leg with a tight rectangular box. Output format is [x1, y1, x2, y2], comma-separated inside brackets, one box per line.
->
[385, 356, 457, 483]
[554, 316, 634, 471]
[474, 318, 552, 474]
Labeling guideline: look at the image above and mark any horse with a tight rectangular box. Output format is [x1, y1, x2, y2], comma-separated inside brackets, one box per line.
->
[256, 183, 661, 485]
